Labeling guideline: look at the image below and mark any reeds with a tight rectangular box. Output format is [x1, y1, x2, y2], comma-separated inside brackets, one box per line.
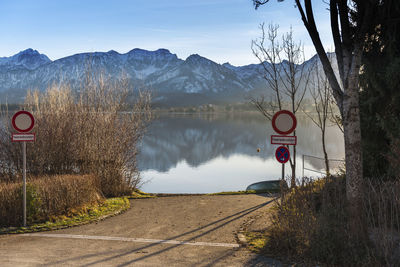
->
[0, 72, 151, 197]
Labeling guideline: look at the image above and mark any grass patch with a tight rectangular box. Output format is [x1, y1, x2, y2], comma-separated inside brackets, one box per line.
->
[128, 189, 157, 199]
[0, 197, 129, 234]
[244, 231, 268, 253]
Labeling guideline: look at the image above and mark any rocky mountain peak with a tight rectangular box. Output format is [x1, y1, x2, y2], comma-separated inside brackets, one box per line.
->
[0, 48, 51, 70]
[185, 54, 217, 67]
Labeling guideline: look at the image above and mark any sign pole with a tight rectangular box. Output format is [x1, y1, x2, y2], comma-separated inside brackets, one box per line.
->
[23, 141, 26, 227]
[281, 163, 284, 181]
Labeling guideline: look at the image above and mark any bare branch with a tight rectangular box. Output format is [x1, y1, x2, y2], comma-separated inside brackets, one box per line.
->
[249, 95, 274, 120]
[295, 0, 344, 117]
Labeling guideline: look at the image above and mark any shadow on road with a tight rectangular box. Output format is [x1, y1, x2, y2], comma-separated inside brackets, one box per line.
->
[44, 198, 276, 266]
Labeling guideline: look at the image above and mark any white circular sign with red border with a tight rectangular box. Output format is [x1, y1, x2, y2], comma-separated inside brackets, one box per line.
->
[12, 111, 35, 133]
[271, 110, 297, 135]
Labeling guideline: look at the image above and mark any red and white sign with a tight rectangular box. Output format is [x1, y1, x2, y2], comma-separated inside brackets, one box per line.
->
[12, 133, 36, 142]
[12, 111, 35, 133]
[271, 110, 297, 135]
[271, 135, 297, 145]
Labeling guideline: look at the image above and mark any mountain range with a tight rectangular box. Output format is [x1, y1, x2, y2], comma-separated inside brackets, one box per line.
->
[0, 48, 318, 106]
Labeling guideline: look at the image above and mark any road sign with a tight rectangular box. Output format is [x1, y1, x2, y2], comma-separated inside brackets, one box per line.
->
[11, 110, 35, 227]
[12, 133, 36, 142]
[275, 146, 290, 163]
[12, 110, 35, 133]
[271, 110, 297, 135]
[271, 135, 297, 145]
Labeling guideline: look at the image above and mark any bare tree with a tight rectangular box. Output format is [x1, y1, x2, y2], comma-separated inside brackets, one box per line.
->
[303, 57, 333, 176]
[280, 29, 309, 187]
[251, 23, 283, 119]
[251, 24, 309, 187]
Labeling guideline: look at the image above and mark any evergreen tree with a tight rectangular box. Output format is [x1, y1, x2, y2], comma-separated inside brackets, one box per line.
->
[360, 0, 400, 178]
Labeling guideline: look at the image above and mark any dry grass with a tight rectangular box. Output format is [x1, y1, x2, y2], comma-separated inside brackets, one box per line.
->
[364, 179, 400, 265]
[262, 176, 400, 266]
[0, 174, 101, 227]
[0, 72, 151, 197]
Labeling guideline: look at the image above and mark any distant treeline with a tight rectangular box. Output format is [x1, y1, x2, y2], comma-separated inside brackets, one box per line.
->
[0, 104, 20, 112]
[153, 102, 260, 113]
[1, 101, 328, 114]
[151, 100, 331, 114]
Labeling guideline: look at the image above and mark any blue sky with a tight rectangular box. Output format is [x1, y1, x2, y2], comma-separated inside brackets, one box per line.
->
[0, 0, 332, 66]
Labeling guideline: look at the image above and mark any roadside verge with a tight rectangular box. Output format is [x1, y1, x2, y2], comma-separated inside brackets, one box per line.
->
[0, 197, 130, 235]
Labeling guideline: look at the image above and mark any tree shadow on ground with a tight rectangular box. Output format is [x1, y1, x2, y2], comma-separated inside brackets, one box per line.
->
[44, 198, 276, 266]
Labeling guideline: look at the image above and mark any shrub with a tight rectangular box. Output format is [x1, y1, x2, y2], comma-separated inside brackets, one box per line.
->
[265, 178, 324, 261]
[0, 174, 101, 226]
[24, 183, 42, 223]
[0, 72, 151, 196]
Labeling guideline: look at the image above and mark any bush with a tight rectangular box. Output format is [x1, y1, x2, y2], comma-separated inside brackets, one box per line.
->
[265, 178, 325, 262]
[24, 183, 42, 223]
[0, 73, 151, 196]
[0, 174, 101, 226]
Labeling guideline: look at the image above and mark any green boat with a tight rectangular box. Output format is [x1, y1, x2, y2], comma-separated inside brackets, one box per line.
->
[246, 180, 287, 193]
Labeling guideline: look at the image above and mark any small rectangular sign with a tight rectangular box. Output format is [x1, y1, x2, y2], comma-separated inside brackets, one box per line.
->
[271, 135, 297, 145]
[12, 133, 36, 142]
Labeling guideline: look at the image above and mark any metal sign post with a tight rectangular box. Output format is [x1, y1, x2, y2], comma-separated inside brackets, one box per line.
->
[23, 141, 26, 226]
[11, 110, 35, 227]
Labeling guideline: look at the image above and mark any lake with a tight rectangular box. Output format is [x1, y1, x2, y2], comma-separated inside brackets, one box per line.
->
[137, 112, 345, 193]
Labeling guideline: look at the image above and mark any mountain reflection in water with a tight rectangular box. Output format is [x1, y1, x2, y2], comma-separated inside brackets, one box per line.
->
[137, 113, 344, 193]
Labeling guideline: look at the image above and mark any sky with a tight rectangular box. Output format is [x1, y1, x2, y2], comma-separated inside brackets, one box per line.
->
[0, 0, 333, 66]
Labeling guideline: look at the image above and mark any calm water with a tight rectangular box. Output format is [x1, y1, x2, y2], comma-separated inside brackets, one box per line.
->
[137, 112, 344, 193]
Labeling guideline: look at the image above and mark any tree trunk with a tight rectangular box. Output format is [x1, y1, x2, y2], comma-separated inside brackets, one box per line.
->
[342, 48, 365, 239]
[321, 129, 330, 177]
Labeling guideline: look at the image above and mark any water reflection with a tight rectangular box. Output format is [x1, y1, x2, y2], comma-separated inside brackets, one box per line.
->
[138, 113, 344, 193]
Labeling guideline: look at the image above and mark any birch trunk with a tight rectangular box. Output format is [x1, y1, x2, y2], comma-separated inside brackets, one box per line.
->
[321, 129, 330, 177]
[342, 48, 365, 237]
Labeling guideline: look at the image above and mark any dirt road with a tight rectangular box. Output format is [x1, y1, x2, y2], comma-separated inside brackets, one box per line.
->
[0, 194, 279, 266]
